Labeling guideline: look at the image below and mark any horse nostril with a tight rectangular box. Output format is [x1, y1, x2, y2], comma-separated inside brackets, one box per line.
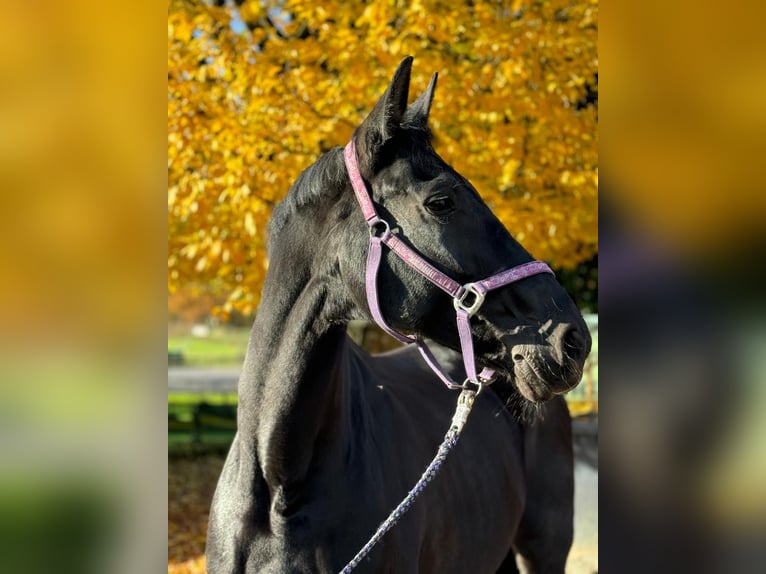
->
[512, 353, 524, 363]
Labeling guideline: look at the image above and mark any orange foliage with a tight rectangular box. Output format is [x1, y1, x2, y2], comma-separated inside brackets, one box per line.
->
[168, 0, 598, 314]
[168, 455, 225, 574]
[168, 285, 227, 326]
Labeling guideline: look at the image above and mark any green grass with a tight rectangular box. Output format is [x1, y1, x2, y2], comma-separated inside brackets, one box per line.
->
[168, 395, 237, 426]
[168, 327, 250, 366]
[168, 431, 235, 450]
[168, 392, 238, 406]
[168, 393, 238, 453]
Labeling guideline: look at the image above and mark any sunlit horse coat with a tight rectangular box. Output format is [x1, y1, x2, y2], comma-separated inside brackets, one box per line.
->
[206, 57, 590, 574]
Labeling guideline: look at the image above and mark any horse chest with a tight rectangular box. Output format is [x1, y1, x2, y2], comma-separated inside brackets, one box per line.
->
[211, 434, 522, 574]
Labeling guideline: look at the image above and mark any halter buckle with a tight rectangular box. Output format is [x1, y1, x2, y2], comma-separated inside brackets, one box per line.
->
[453, 283, 485, 317]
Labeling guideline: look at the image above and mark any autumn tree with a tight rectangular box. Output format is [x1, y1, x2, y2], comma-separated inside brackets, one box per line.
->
[168, 0, 598, 317]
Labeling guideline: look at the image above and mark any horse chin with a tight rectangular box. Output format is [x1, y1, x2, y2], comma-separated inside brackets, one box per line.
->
[483, 370, 548, 423]
[485, 362, 552, 405]
[500, 357, 554, 404]
[513, 370, 554, 403]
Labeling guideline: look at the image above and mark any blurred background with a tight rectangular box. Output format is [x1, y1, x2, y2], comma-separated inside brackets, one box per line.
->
[599, 2, 766, 571]
[1, 0, 764, 573]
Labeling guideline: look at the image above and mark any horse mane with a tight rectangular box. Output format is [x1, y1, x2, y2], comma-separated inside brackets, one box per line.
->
[268, 146, 347, 242]
[268, 127, 436, 247]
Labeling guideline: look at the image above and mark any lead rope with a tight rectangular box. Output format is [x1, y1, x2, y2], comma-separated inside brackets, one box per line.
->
[339, 388, 479, 574]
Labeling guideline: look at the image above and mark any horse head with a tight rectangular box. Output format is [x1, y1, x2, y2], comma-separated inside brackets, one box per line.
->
[338, 57, 591, 404]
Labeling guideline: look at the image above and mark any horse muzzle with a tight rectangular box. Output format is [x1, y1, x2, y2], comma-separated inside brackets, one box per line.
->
[506, 322, 591, 403]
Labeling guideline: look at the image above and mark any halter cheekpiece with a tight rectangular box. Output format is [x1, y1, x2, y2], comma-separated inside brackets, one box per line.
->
[343, 139, 554, 392]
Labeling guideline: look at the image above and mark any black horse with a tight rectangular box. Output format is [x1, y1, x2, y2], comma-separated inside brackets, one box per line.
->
[207, 57, 591, 574]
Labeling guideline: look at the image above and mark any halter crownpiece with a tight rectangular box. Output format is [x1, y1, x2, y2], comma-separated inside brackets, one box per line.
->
[343, 139, 554, 390]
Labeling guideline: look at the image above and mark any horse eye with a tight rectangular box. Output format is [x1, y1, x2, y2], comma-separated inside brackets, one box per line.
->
[424, 194, 455, 216]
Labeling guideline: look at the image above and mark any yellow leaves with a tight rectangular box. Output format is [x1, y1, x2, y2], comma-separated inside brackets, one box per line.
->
[238, 1, 265, 24]
[168, 0, 598, 315]
[355, 2, 397, 34]
[168, 186, 178, 207]
[244, 212, 256, 237]
[500, 159, 522, 188]
[560, 170, 590, 187]
[180, 243, 198, 260]
[388, 37, 403, 55]
[168, 13, 193, 44]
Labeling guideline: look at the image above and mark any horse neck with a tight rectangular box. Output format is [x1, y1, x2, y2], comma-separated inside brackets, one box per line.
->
[237, 247, 353, 489]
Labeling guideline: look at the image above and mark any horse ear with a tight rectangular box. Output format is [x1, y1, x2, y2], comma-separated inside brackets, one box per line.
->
[403, 72, 438, 127]
[354, 56, 413, 174]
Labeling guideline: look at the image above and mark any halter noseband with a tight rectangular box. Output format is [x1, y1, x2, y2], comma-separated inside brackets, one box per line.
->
[344, 140, 553, 391]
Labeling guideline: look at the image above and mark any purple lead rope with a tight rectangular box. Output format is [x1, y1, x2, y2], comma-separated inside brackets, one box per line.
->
[338, 140, 554, 572]
[339, 389, 477, 574]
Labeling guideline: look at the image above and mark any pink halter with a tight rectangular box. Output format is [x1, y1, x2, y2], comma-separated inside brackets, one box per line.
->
[344, 140, 553, 391]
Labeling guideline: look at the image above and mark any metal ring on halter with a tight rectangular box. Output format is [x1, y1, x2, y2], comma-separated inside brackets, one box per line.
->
[453, 283, 485, 317]
[369, 219, 390, 238]
[461, 378, 484, 396]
